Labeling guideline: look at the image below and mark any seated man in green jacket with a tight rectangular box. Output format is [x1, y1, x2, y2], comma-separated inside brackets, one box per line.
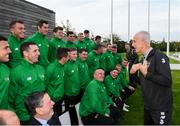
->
[45, 48, 69, 116]
[79, 69, 121, 125]
[104, 69, 124, 109]
[9, 42, 45, 124]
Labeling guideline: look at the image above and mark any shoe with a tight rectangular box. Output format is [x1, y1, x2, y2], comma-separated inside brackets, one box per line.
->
[124, 103, 129, 108]
[123, 106, 129, 112]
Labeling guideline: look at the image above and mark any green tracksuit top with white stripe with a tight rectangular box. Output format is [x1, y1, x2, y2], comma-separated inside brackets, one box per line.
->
[26, 32, 50, 68]
[79, 79, 111, 117]
[45, 60, 65, 102]
[0, 63, 10, 109]
[8, 60, 45, 121]
[64, 60, 80, 96]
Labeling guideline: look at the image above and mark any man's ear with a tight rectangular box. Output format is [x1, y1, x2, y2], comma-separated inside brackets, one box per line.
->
[35, 107, 43, 115]
[23, 51, 28, 58]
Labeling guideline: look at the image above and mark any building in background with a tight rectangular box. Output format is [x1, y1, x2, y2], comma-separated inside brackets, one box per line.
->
[0, 0, 55, 38]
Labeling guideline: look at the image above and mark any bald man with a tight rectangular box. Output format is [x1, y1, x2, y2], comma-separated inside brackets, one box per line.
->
[79, 69, 121, 125]
[0, 110, 20, 125]
[131, 31, 172, 125]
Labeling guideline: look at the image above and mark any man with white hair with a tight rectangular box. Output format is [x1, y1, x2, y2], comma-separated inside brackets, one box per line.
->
[130, 31, 172, 125]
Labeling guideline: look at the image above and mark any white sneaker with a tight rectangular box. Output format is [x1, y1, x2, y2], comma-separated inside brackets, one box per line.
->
[123, 106, 129, 112]
[124, 103, 130, 108]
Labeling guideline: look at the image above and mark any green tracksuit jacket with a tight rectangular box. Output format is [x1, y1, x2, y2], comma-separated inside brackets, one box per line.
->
[8, 60, 45, 121]
[26, 32, 50, 68]
[0, 63, 10, 109]
[104, 75, 120, 97]
[75, 40, 87, 52]
[113, 53, 122, 65]
[45, 60, 65, 102]
[65, 41, 77, 49]
[87, 51, 100, 78]
[49, 37, 66, 62]
[83, 38, 96, 52]
[8, 34, 24, 68]
[76, 58, 91, 89]
[79, 79, 111, 117]
[100, 50, 115, 72]
[64, 60, 80, 96]
[117, 69, 129, 88]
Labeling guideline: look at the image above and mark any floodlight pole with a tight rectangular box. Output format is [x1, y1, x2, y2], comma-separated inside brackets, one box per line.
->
[110, 0, 113, 44]
[128, 0, 130, 43]
[148, 0, 150, 33]
[167, 0, 170, 56]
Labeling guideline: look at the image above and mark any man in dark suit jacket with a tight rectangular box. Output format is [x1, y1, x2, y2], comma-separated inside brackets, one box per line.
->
[25, 91, 61, 125]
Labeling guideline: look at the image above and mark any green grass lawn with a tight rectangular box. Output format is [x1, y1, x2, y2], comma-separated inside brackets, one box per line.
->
[169, 58, 180, 64]
[119, 70, 180, 125]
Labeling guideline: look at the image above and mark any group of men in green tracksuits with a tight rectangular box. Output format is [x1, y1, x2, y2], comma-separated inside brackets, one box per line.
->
[0, 19, 135, 125]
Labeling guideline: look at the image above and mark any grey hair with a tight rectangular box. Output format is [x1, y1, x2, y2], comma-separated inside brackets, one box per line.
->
[135, 31, 151, 44]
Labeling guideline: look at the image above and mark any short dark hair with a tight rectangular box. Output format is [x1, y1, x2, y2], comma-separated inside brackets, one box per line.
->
[94, 44, 102, 50]
[68, 48, 77, 52]
[20, 42, 37, 57]
[67, 31, 74, 36]
[9, 20, 24, 29]
[53, 26, 63, 33]
[25, 91, 46, 116]
[84, 30, 89, 34]
[37, 20, 48, 28]
[95, 35, 101, 41]
[56, 48, 69, 60]
[79, 48, 87, 54]
[0, 35, 7, 41]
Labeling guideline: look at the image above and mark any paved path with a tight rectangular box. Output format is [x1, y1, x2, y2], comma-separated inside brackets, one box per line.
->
[170, 64, 180, 70]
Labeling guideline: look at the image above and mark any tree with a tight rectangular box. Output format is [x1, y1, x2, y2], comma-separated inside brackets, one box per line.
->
[59, 19, 76, 36]
[108, 34, 126, 53]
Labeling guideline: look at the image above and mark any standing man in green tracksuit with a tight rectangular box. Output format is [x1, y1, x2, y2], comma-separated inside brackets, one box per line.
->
[76, 49, 91, 99]
[65, 31, 77, 49]
[100, 44, 115, 75]
[0, 36, 11, 109]
[64, 48, 80, 125]
[79, 69, 121, 125]
[26, 20, 50, 68]
[49, 26, 66, 62]
[87, 44, 103, 78]
[8, 20, 25, 68]
[76, 32, 87, 52]
[45, 48, 69, 116]
[8, 42, 45, 124]
[83, 30, 96, 52]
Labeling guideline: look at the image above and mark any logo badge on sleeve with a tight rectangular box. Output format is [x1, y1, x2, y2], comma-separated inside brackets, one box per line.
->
[161, 58, 166, 63]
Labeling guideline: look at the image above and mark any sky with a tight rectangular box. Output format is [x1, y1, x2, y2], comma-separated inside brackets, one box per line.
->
[26, 0, 180, 41]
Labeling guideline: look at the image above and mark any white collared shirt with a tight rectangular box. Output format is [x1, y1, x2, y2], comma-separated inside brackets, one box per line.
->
[35, 117, 49, 126]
